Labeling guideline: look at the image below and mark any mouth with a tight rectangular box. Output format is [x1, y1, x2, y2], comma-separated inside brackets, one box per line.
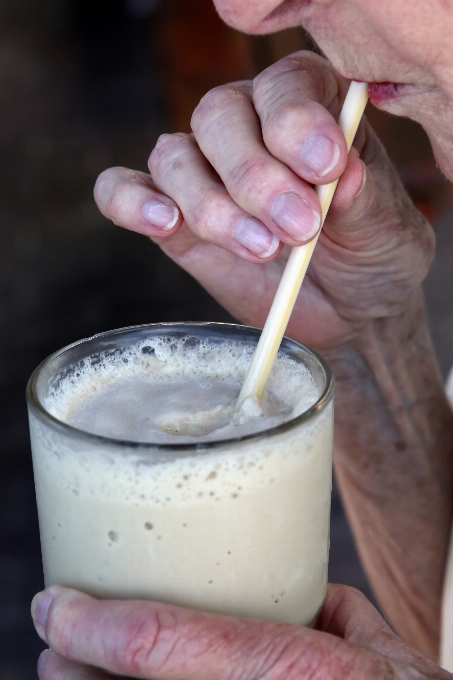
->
[367, 82, 408, 105]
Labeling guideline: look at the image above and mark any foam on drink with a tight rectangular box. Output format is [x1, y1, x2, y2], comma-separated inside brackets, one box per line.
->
[45, 336, 319, 442]
[30, 333, 333, 626]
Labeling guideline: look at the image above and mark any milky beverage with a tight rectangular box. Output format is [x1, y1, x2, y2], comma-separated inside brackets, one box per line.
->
[28, 326, 333, 626]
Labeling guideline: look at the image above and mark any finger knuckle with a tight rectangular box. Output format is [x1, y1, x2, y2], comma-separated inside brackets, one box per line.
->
[253, 53, 338, 111]
[149, 133, 191, 179]
[118, 609, 178, 675]
[253, 54, 311, 97]
[263, 98, 303, 139]
[191, 85, 248, 134]
[253, 55, 296, 90]
[228, 155, 270, 199]
[253, 69, 282, 113]
[188, 187, 229, 239]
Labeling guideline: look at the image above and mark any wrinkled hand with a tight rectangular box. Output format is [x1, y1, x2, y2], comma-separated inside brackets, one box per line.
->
[32, 584, 451, 679]
[94, 51, 433, 352]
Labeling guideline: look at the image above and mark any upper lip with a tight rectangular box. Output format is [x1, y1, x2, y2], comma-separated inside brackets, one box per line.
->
[338, 70, 401, 85]
[339, 73, 411, 93]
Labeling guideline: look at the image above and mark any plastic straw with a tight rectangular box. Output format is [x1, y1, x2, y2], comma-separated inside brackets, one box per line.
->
[237, 81, 368, 406]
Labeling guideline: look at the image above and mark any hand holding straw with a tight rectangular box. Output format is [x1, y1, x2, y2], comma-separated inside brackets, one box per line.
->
[237, 81, 368, 408]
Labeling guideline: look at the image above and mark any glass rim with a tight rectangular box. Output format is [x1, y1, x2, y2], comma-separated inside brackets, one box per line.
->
[26, 322, 334, 452]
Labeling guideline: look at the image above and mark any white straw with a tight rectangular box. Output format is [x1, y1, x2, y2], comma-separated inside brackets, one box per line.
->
[237, 81, 368, 407]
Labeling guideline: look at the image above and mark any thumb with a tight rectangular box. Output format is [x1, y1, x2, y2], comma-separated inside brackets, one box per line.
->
[31, 585, 414, 680]
[324, 147, 376, 233]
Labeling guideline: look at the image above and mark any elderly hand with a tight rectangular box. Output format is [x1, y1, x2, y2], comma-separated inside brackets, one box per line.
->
[94, 51, 433, 353]
[91, 51, 452, 659]
[32, 584, 452, 679]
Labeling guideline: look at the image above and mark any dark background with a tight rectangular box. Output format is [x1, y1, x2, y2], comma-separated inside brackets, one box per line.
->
[1, 1, 452, 677]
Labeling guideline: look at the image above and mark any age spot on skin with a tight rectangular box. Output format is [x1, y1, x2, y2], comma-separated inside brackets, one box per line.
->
[226, 87, 247, 100]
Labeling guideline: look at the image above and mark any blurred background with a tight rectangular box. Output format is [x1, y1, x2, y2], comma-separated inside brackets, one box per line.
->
[1, 0, 452, 677]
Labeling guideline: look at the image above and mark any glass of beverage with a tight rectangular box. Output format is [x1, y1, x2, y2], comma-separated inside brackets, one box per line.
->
[27, 322, 334, 627]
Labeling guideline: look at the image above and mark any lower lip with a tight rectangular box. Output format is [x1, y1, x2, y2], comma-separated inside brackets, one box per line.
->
[367, 82, 405, 104]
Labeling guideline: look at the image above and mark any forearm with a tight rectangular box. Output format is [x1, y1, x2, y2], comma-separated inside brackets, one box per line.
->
[324, 289, 453, 660]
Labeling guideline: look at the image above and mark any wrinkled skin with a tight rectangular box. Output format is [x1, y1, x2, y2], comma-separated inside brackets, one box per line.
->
[94, 53, 433, 352]
[213, 0, 453, 180]
[32, 1, 453, 677]
[32, 584, 453, 679]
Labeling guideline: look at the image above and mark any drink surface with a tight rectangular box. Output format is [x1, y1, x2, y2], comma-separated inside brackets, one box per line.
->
[45, 335, 319, 442]
[30, 334, 333, 626]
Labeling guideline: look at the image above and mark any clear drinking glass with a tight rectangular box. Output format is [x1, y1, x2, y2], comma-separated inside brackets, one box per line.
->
[27, 322, 334, 626]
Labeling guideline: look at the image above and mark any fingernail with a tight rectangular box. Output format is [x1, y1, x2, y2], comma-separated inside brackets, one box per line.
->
[353, 162, 367, 199]
[142, 201, 179, 231]
[270, 193, 321, 241]
[301, 135, 340, 178]
[31, 590, 52, 642]
[234, 217, 280, 258]
[37, 649, 51, 679]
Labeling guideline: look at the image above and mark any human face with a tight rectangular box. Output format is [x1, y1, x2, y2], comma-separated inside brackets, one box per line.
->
[213, 0, 453, 177]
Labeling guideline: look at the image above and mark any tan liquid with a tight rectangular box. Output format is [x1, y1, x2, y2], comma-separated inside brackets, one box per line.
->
[30, 336, 333, 625]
